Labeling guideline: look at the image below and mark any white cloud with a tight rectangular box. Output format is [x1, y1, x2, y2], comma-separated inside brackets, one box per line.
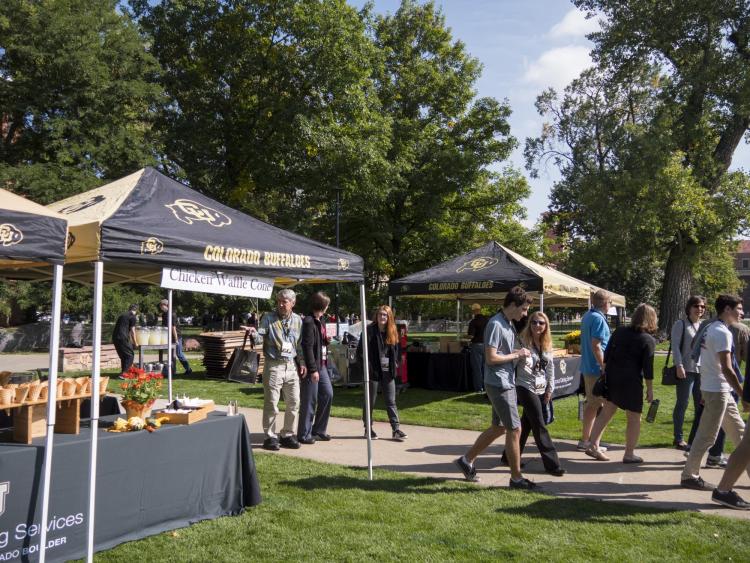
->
[549, 8, 600, 39]
[522, 46, 593, 91]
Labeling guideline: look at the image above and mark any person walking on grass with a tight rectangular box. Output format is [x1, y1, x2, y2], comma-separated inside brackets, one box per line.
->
[454, 286, 538, 490]
[680, 294, 750, 500]
[584, 304, 657, 464]
[244, 289, 306, 451]
[578, 290, 612, 452]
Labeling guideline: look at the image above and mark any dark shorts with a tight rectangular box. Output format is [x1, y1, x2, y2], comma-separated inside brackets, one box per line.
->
[486, 385, 521, 430]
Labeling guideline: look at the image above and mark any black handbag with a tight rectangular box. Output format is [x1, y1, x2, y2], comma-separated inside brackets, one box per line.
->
[662, 320, 685, 386]
[226, 331, 260, 383]
[592, 373, 607, 397]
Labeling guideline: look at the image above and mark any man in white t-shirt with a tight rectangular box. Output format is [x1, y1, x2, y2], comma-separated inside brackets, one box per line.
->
[681, 294, 750, 508]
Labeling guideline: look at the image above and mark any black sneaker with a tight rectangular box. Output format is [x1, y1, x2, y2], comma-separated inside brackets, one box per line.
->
[392, 429, 408, 441]
[312, 433, 331, 441]
[712, 488, 750, 510]
[706, 455, 728, 468]
[454, 456, 479, 482]
[680, 476, 714, 491]
[364, 428, 378, 440]
[509, 477, 539, 490]
[298, 436, 316, 445]
[262, 437, 280, 451]
[279, 436, 300, 449]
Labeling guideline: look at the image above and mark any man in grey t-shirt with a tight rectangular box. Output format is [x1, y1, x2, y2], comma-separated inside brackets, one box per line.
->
[454, 286, 538, 490]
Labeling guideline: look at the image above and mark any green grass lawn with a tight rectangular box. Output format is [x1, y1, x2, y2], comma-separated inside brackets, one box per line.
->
[92, 354, 709, 449]
[85, 454, 750, 562]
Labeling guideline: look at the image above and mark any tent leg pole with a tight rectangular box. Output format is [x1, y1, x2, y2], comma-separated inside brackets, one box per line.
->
[456, 299, 460, 340]
[360, 283, 373, 481]
[86, 261, 103, 563]
[388, 295, 392, 309]
[167, 289, 173, 403]
[38, 263, 63, 563]
[540, 293, 544, 313]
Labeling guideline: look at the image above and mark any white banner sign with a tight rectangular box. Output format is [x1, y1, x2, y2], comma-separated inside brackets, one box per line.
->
[161, 267, 274, 298]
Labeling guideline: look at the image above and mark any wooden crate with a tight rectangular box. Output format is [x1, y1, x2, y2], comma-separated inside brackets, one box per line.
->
[6, 392, 96, 444]
[201, 331, 264, 378]
[155, 401, 215, 425]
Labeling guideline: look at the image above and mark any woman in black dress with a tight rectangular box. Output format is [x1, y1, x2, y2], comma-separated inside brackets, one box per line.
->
[585, 303, 657, 464]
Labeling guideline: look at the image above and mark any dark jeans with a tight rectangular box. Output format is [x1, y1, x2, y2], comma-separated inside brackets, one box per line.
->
[162, 337, 192, 375]
[298, 364, 334, 439]
[673, 372, 701, 443]
[113, 340, 134, 375]
[362, 376, 400, 431]
[469, 343, 485, 392]
[515, 385, 561, 472]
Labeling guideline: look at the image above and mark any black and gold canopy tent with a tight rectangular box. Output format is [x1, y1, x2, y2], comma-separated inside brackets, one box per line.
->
[0, 188, 69, 563]
[1, 167, 378, 561]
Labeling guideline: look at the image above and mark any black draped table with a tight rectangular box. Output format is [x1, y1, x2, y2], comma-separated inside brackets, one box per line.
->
[406, 351, 581, 398]
[0, 412, 261, 561]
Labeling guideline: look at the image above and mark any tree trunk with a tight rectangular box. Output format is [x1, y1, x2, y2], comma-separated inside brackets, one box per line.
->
[658, 245, 694, 335]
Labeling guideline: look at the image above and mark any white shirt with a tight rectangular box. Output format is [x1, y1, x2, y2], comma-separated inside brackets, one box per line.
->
[699, 321, 733, 393]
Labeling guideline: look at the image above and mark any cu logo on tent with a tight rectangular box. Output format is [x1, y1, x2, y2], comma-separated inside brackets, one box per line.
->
[165, 199, 232, 228]
[66, 232, 76, 249]
[140, 237, 164, 255]
[456, 256, 498, 273]
[0, 223, 23, 247]
[559, 359, 567, 375]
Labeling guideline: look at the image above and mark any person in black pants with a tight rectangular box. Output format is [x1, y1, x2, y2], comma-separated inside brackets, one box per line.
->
[112, 304, 138, 375]
[501, 311, 565, 476]
[358, 305, 407, 441]
[297, 292, 334, 444]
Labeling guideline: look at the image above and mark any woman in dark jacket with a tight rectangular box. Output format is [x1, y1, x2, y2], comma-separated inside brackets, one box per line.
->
[585, 303, 657, 464]
[297, 292, 333, 444]
[358, 305, 407, 441]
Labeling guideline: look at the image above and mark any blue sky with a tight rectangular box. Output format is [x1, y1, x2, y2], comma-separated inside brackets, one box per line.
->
[349, 0, 750, 228]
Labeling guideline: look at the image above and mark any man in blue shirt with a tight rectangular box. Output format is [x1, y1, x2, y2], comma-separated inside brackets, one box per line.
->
[578, 289, 612, 451]
[454, 286, 538, 489]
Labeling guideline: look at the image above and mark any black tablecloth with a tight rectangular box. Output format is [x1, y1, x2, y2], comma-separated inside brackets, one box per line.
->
[407, 351, 471, 392]
[407, 351, 581, 398]
[0, 412, 261, 561]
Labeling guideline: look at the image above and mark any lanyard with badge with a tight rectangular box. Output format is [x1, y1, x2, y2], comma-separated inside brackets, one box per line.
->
[279, 317, 295, 359]
[378, 330, 390, 372]
[532, 344, 547, 393]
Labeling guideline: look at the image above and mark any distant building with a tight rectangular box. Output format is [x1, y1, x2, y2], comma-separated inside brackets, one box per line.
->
[736, 240, 750, 309]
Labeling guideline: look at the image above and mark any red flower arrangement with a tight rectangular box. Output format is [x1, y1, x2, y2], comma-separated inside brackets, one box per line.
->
[119, 366, 163, 408]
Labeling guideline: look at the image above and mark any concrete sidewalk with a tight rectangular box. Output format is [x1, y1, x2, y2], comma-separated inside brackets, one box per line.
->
[229, 405, 750, 520]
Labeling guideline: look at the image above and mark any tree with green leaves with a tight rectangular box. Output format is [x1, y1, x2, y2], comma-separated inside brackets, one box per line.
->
[528, 1, 750, 330]
[128, 0, 388, 234]
[0, 0, 163, 203]
[346, 0, 534, 285]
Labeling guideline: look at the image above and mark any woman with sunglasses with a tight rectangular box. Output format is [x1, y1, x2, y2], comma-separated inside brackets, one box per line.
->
[670, 295, 706, 450]
[501, 311, 565, 476]
[585, 303, 657, 463]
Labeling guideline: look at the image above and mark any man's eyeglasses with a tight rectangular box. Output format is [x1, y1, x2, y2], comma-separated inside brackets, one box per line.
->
[530, 320, 546, 327]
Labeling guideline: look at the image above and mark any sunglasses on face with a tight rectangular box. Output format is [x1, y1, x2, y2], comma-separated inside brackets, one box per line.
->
[693, 304, 705, 309]
[530, 320, 546, 326]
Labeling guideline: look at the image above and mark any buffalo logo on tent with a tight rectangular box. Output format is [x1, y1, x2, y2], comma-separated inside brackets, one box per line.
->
[140, 237, 164, 255]
[59, 195, 106, 214]
[456, 256, 498, 273]
[338, 258, 350, 270]
[559, 359, 567, 375]
[165, 199, 232, 228]
[0, 223, 23, 247]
